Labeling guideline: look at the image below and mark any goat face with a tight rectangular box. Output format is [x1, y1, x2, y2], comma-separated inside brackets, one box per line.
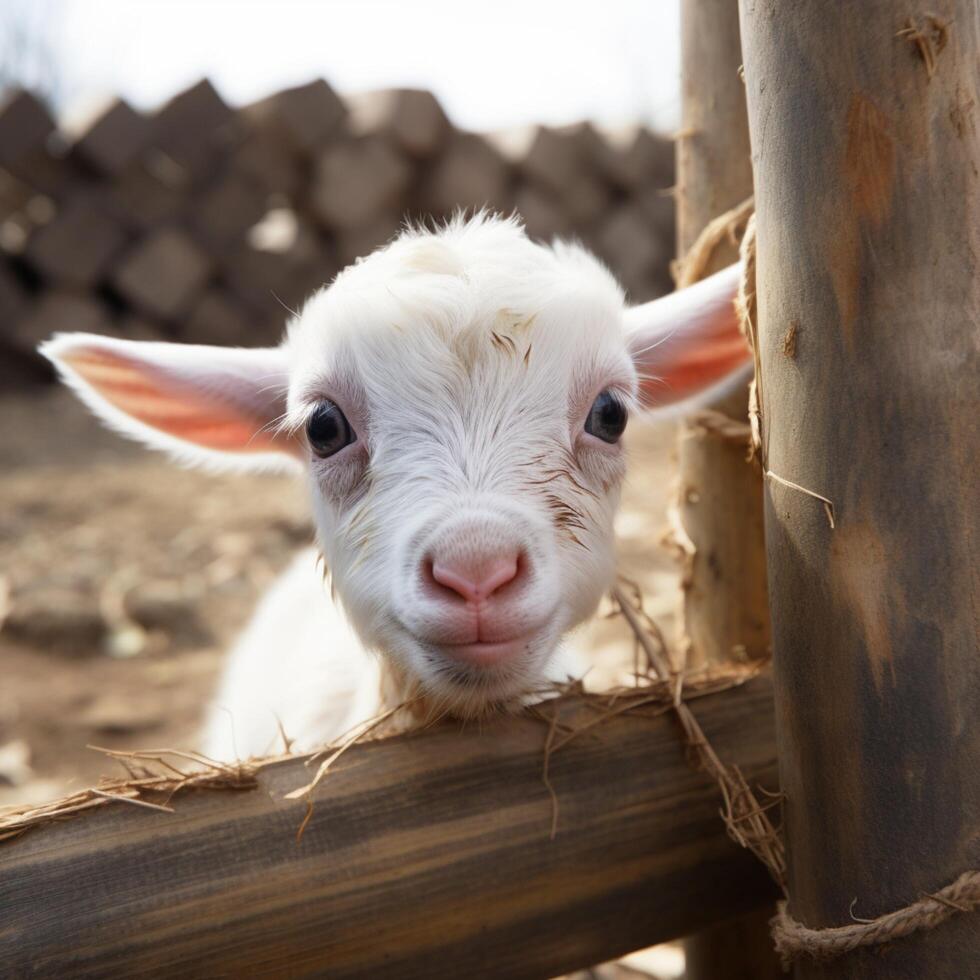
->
[42, 214, 749, 717]
[288, 219, 632, 712]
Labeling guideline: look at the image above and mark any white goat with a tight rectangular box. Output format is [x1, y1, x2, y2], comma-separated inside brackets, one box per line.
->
[42, 214, 749, 760]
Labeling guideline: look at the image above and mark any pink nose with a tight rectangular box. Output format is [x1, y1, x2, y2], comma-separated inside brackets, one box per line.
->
[429, 553, 520, 604]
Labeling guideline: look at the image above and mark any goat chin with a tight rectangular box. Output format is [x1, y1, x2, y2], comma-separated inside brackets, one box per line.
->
[200, 548, 587, 762]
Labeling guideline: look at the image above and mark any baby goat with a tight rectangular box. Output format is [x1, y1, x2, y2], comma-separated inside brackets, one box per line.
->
[42, 214, 749, 759]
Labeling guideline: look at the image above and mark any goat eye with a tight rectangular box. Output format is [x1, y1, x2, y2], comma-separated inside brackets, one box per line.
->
[306, 402, 355, 458]
[585, 390, 628, 444]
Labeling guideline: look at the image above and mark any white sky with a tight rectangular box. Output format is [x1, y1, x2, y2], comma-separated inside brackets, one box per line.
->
[41, 0, 680, 133]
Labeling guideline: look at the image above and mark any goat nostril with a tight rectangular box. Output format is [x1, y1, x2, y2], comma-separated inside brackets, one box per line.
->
[479, 555, 520, 597]
[423, 558, 450, 597]
[424, 558, 468, 603]
[428, 553, 522, 603]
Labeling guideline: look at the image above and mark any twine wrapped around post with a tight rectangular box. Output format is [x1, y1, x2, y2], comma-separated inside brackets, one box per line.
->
[771, 870, 980, 967]
[672, 195, 755, 288]
[734, 214, 763, 460]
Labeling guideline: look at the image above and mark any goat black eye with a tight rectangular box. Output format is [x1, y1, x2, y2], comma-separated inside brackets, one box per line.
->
[585, 390, 628, 444]
[306, 402, 355, 458]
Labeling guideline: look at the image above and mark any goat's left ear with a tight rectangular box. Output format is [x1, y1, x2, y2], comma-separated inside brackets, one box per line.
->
[40, 333, 301, 471]
[624, 263, 751, 414]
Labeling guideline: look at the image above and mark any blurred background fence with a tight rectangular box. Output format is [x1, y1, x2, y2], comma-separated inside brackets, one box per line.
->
[0, 78, 675, 387]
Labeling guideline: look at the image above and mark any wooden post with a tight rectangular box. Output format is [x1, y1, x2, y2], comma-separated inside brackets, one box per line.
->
[674, 1, 779, 975]
[673, 0, 769, 673]
[739, 1, 980, 976]
[1, 681, 779, 978]
[676, 1, 753, 273]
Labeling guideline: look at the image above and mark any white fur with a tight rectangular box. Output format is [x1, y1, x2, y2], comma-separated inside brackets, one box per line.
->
[42, 214, 749, 760]
[286, 215, 633, 723]
[200, 547, 588, 759]
[201, 548, 384, 759]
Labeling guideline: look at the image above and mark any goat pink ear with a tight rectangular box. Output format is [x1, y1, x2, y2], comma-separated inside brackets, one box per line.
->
[40, 333, 301, 471]
[625, 263, 751, 413]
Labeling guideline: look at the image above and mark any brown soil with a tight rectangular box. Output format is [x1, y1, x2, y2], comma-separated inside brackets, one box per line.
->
[0, 387, 680, 808]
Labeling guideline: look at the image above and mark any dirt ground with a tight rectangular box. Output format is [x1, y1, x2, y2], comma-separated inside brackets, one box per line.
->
[0, 386, 682, 808]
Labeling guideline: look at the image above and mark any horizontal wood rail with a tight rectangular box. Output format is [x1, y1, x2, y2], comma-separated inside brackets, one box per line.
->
[0, 676, 778, 979]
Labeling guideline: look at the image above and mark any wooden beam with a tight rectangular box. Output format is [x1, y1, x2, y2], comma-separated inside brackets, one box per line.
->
[419, 132, 513, 217]
[311, 134, 413, 231]
[347, 88, 452, 159]
[152, 79, 240, 181]
[674, 1, 779, 975]
[675, 0, 753, 273]
[673, 0, 769, 673]
[110, 228, 213, 321]
[242, 79, 347, 159]
[23, 197, 128, 288]
[739, 1, 980, 976]
[69, 98, 152, 178]
[1, 678, 778, 978]
[0, 89, 54, 170]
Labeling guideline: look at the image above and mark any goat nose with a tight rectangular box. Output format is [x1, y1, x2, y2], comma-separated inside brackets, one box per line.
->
[429, 553, 520, 603]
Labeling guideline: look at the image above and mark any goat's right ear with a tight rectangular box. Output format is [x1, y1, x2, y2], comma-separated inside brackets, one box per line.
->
[40, 333, 301, 472]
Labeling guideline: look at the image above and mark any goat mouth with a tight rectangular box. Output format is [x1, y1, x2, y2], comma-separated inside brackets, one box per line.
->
[406, 625, 557, 710]
[418, 637, 534, 689]
[437, 638, 530, 668]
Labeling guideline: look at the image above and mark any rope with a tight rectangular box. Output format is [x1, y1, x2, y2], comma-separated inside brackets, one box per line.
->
[671, 200, 760, 457]
[772, 870, 980, 967]
[734, 214, 763, 459]
[686, 408, 752, 444]
[672, 195, 755, 288]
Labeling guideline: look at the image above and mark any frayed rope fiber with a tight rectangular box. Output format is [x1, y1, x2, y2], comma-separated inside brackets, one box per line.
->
[771, 870, 980, 967]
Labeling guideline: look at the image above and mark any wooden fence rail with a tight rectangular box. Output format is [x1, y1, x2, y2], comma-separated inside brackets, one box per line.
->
[1, 677, 778, 978]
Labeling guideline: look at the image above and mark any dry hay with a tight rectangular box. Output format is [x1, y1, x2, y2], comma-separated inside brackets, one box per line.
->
[609, 581, 786, 891]
[1, 580, 775, 860]
[671, 194, 754, 289]
[0, 747, 262, 843]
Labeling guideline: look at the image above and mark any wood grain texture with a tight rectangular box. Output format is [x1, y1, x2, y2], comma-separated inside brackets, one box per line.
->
[675, 3, 779, 976]
[684, 905, 785, 979]
[0, 679, 778, 979]
[674, 0, 771, 672]
[676, 0, 754, 265]
[676, 392, 771, 669]
[739, 1, 980, 976]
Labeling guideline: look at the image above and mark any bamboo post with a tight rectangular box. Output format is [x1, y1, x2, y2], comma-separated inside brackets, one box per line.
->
[0, 682, 779, 978]
[673, 1, 778, 975]
[739, 1, 980, 976]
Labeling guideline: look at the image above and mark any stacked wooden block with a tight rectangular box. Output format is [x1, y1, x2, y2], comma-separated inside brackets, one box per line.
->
[0, 80, 675, 385]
